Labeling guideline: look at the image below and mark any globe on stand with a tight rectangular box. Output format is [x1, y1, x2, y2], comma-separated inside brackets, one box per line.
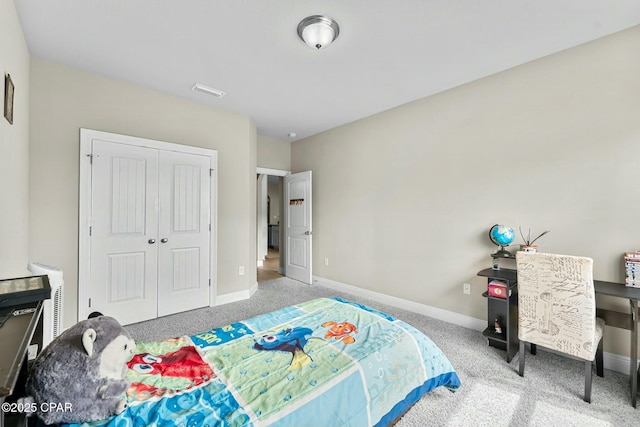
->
[489, 224, 515, 258]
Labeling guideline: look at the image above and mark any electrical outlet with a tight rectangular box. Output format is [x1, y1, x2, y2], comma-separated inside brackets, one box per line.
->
[28, 344, 38, 360]
[239, 266, 245, 276]
[324, 257, 329, 266]
[463, 283, 471, 295]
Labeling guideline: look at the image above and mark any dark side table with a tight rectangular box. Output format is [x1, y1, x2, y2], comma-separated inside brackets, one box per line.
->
[477, 268, 519, 362]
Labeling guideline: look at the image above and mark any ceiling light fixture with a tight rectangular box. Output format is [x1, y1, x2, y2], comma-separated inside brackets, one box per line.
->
[297, 15, 340, 50]
[191, 83, 225, 98]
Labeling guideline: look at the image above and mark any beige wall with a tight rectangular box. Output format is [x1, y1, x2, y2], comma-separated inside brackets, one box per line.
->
[29, 58, 257, 327]
[257, 134, 291, 171]
[257, 134, 289, 271]
[0, 0, 30, 278]
[292, 26, 640, 356]
[268, 179, 282, 225]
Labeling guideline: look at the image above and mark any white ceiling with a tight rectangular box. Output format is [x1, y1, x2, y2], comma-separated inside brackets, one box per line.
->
[14, 1, 640, 142]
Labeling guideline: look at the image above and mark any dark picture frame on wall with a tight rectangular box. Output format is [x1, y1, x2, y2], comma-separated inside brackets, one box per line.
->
[4, 73, 14, 125]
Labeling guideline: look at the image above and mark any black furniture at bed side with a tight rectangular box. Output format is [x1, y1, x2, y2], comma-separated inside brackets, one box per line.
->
[0, 301, 44, 427]
[478, 267, 640, 407]
[0, 275, 50, 427]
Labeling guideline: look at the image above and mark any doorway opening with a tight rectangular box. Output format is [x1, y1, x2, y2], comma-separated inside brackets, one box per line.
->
[257, 170, 286, 282]
[256, 167, 312, 284]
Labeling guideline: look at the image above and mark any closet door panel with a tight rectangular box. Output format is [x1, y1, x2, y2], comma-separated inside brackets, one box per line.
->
[89, 140, 159, 325]
[157, 150, 211, 316]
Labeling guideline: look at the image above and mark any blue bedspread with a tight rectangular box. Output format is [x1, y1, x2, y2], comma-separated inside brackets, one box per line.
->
[68, 298, 460, 427]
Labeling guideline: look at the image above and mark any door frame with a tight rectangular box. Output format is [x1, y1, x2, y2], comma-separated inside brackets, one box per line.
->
[78, 129, 218, 322]
[256, 174, 268, 265]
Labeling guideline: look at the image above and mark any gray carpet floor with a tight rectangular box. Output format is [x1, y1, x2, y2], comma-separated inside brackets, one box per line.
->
[126, 277, 639, 426]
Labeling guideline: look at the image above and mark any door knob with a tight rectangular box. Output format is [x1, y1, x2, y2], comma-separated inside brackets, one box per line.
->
[161, 238, 168, 243]
[304, 231, 312, 235]
[148, 239, 156, 244]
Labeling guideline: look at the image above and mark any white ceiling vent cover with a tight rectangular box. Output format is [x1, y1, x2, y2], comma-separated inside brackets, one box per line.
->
[191, 83, 225, 98]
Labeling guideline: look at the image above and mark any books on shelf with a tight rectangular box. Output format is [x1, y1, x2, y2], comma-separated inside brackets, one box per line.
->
[488, 279, 509, 298]
[625, 251, 640, 287]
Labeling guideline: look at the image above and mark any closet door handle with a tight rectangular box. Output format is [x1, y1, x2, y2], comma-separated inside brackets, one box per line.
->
[161, 238, 169, 243]
[148, 239, 156, 244]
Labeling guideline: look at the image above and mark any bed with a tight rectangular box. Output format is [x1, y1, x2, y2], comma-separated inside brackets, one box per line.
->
[66, 297, 460, 427]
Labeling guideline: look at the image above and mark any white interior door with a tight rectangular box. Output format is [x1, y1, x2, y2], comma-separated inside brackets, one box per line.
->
[89, 140, 159, 325]
[157, 150, 211, 316]
[285, 171, 312, 284]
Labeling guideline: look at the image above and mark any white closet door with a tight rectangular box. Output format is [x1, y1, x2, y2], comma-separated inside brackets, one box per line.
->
[157, 150, 211, 316]
[89, 140, 159, 325]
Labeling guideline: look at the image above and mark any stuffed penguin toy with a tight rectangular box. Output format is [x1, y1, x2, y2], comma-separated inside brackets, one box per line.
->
[25, 315, 135, 424]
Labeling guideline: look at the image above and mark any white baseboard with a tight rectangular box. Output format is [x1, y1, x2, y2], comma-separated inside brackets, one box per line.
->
[257, 260, 264, 267]
[215, 282, 259, 306]
[313, 276, 486, 331]
[250, 281, 259, 297]
[312, 275, 636, 376]
[604, 351, 638, 375]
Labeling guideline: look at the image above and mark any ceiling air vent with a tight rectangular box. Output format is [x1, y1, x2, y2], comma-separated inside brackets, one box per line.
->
[191, 83, 225, 98]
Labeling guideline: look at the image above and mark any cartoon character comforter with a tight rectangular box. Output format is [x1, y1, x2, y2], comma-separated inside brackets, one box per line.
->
[68, 297, 460, 427]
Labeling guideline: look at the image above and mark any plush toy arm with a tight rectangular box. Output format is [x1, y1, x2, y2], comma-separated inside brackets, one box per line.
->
[98, 379, 130, 399]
